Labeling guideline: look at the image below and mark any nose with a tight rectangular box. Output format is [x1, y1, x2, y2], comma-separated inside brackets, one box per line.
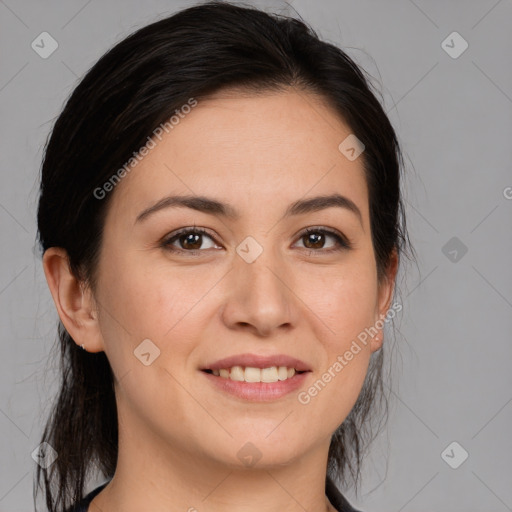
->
[220, 248, 298, 337]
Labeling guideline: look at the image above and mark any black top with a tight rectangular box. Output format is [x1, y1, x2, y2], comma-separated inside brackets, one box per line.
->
[68, 476, 361, 512]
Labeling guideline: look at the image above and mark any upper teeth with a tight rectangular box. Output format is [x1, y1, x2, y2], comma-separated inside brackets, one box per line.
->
[212, 366, 296, 382]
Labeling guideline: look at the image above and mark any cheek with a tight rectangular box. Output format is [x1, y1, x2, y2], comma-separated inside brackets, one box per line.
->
[303, 256, 379, 349]
[95, 259, 207, 411]
[296, 260, 377, 421]
[94, 260, 225, 449]
[100, 250, 197, 334]
[98, 256, 216, 375]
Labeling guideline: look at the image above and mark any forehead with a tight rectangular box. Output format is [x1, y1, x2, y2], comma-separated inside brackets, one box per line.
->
[107, 89, 369, 228]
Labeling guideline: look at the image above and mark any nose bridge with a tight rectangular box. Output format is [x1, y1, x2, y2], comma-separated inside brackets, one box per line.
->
[222, 239, 295, 336]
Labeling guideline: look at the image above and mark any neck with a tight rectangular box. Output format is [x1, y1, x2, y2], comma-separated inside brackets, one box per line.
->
[91, 408, 335, 512]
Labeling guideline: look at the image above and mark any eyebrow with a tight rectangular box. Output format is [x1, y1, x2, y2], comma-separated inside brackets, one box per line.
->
[135, 193, 363, 226]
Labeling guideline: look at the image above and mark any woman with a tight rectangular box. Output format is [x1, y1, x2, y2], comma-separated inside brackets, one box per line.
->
[35, 2, 414, 511]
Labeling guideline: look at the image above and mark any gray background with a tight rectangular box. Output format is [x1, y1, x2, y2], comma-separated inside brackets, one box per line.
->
[1, 0, 511, 510]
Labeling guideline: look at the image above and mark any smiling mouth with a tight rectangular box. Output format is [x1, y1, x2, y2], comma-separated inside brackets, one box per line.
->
[202, 366, 309, 383]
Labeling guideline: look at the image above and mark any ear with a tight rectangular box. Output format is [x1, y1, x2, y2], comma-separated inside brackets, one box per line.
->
[370, 248, 399, 353]
[42, 247, 104, 352]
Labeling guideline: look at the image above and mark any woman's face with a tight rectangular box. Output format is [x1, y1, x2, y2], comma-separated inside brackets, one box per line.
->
[83, 89, 396, 469]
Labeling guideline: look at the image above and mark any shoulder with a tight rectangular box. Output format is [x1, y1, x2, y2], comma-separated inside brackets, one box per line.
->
[67, 478, 361, 512]
[325, 475, 363, 512]
[65, 481, 109, 512]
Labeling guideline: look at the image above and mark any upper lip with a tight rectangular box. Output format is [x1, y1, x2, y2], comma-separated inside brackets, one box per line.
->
[202, 353, 312, 372]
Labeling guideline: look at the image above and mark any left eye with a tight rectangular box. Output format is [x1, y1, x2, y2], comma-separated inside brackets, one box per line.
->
[294, 228, 350, 252]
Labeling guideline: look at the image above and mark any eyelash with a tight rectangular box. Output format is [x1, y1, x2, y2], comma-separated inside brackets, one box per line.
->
[160, 226, 352, 256]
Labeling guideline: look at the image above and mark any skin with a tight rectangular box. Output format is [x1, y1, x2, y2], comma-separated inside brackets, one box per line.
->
[43, 88, 398, 512]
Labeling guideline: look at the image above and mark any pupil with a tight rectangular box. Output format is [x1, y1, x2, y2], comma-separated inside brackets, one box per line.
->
[182, 233, 201, 250]
[305, 233, 323, 249]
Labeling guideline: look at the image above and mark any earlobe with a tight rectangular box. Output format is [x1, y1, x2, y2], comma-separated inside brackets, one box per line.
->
[369, 314, 385, 352]
[42, 247, 104, 352]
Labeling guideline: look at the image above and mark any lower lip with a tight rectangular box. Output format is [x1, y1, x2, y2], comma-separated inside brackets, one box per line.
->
[201, 370, 310, 402]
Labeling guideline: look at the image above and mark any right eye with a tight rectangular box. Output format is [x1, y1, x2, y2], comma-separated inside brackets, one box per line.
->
[161, 227, 224, 254]
[161, 227, 222, 254]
